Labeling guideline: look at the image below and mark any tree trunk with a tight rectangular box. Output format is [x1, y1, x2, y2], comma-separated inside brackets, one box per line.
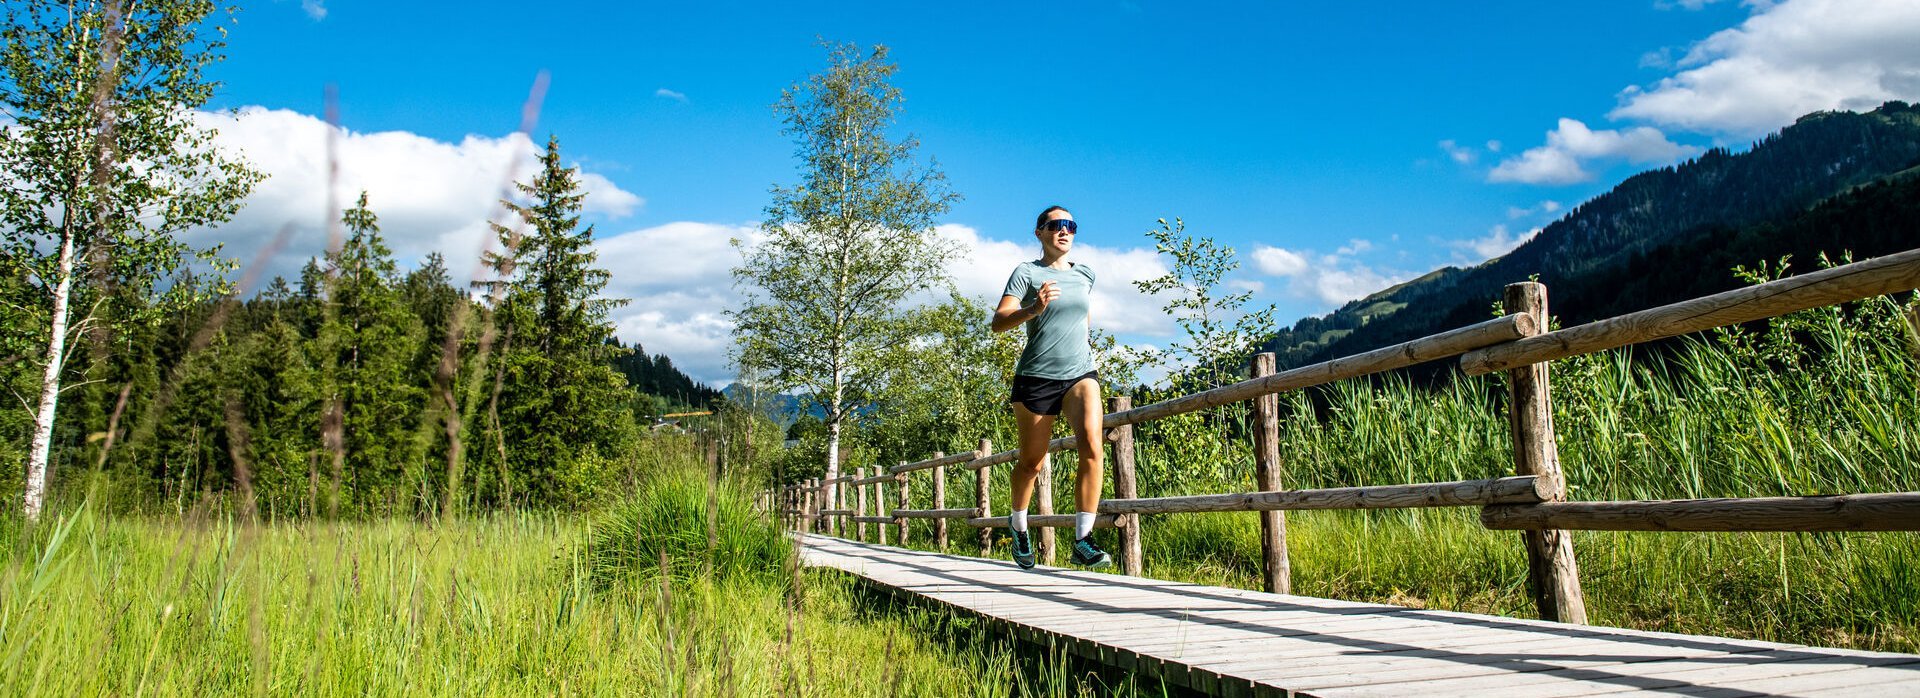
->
[23, 226, 78, 521]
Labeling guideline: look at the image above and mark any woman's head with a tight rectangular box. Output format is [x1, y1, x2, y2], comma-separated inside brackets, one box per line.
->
[1034, 205, 1075, 258]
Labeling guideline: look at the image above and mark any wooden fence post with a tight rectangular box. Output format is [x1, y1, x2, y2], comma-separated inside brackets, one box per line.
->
[1036, 454, 1055, 565]
[934, 451, 949, 552]
[896, 461, 911, 546]
[976, 438, 993, 556]
[804, 478, 817, 534]
[1505, 282, 1588, 624]
[876, 475, 889, 546]
[1250, 352, 1293, 594]
[855, 467, 868, 542]
[1111, 395, 1143, 577]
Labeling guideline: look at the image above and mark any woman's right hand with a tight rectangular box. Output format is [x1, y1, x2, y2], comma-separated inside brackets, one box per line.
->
[1030, 281, 1059, 314]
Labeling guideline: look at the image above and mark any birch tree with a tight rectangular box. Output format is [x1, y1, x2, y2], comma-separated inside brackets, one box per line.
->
[731, 42, 959, 505]
[0, 0, 259, 519]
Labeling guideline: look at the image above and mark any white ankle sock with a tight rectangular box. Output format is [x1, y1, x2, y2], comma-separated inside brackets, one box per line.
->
[1010, 509, 1028, 533]
[1075, 511, 1095, 540]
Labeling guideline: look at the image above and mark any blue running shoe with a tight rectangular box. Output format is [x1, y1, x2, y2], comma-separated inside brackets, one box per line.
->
[1070, 536, 1112, 569]
[1011, 529, 1036, 569]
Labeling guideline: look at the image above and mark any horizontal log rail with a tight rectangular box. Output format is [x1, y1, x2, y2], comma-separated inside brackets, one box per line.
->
[850, 473, 895, 486]
[1482, 492, 1920, 532]
[890, 508, 978, 520]
[967, 513, 1120, 529]
[1098, 476, 1546, 515]
[849, 515, 895, 525]
[1460, 248, 1920, 375]
[818, 508, 854, 517]
[890, 451, 977, 474]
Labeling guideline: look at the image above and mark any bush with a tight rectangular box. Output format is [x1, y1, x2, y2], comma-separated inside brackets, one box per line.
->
[582, 466, 790, 590]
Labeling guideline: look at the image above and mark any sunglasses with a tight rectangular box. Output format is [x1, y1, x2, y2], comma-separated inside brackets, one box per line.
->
[1041, 219, 1078, 234]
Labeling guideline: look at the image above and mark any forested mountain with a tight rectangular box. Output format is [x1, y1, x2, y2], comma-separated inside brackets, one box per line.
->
[611, 343, 722, 415]
[1261, 101, 1920, 371]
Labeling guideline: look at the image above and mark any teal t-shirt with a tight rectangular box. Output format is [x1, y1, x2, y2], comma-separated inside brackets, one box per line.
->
[1002, 260, 1097, 380]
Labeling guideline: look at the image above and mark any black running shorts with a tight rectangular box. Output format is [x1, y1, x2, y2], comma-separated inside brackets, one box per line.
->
[1010, 371, 1099, 416]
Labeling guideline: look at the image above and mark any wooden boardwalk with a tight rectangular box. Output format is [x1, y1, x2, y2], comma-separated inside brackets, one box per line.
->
[798, 534, 1920, 697]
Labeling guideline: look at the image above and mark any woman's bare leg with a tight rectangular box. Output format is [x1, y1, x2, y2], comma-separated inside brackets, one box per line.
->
[1010, 401, 1054, 511]
[1062, 379, 1105, 514]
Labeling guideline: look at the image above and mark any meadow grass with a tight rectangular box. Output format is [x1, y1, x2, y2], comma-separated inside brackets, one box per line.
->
[0, 498, 1172, 696]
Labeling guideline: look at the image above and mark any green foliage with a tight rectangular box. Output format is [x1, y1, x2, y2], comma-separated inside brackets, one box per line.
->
[1134, 216, 1277, 392]
[731, 40, 961, 485]
[583, 457, 791, 590]
[480, 136, 637, 509]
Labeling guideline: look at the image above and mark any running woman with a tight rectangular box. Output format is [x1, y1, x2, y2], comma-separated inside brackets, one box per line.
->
[991, 205, 1112, 570]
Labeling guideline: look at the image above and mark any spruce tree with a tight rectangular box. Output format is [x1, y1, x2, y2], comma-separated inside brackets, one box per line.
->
[316, 192, 425, 513]
[487, 136, 632, 507]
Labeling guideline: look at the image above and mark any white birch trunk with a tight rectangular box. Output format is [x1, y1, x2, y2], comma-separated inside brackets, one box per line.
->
[824, 365, 843, 513]
[24, 227, 78, 521]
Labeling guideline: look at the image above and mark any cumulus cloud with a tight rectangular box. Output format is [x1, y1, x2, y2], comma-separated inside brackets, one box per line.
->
[1249, 242, 1411, 306]
[1454, 224, 1541, 262]
[595, 222, 759, 383]
[1251, 246, 1308, 277]
[933, 224, 1172, 336]
[655, 88, 688, 103]
[186, 106, 643, 286]
[1614, 0, 1920, 138]
[1489, 118, 1696, 184]
[300, 0, 327, 20]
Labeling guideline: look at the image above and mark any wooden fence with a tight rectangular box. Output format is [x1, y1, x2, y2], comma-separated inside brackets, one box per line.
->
[763, 247, 1920, 624]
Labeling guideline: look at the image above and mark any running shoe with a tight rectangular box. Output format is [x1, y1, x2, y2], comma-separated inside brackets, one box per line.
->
[1070, 536, 1112, 569]
[1010, 529, 1036, 569]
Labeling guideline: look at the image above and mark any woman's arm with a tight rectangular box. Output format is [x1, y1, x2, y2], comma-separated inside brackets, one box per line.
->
[992, 281, 1058, 333]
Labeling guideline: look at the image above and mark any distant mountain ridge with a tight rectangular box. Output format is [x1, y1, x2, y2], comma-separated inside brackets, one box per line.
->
[1260, 101, 1920, 371]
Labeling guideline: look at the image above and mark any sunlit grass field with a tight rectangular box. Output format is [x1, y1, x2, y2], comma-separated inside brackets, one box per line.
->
[0, 499, 1158, 696]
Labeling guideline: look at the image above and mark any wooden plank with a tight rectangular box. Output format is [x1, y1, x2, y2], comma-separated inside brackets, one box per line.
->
[1101, 476, 1545, 515]
[793, 535, 1920, 697]
[1460, 247, 1920, 375]
[1482, 492, 1920, 531]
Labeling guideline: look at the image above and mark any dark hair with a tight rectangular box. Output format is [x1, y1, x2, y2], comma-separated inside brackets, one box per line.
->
[1034, 205, 1071, 232]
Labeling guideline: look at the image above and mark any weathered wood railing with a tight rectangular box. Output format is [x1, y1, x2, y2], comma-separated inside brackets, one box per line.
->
[768, 246, 1920, 624]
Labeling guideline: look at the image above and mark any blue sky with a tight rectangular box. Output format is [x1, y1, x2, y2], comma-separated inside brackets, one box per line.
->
[192, 0, 1920, 384]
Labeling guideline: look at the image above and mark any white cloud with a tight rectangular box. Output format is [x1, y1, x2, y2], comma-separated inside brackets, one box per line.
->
[595, 221, 758, 383]
[300, 0, 327, 20]
[1614, 0, 1920, 138]
[934, 224, 1172, 336]
[1454, 224, 1541, 262]
[1251, 245, 1308, 277]
[1486, 140, 1502, 153]
[655, 88, 688, 103]
[1654, 0, 1724, 9]
[187, 106, 644, 286]
[1249, 244, 1412, 305]
[1489, 118, 1696, 184]
[1506, 200, 1563, 219]
[1438, 139, 1477, 164]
